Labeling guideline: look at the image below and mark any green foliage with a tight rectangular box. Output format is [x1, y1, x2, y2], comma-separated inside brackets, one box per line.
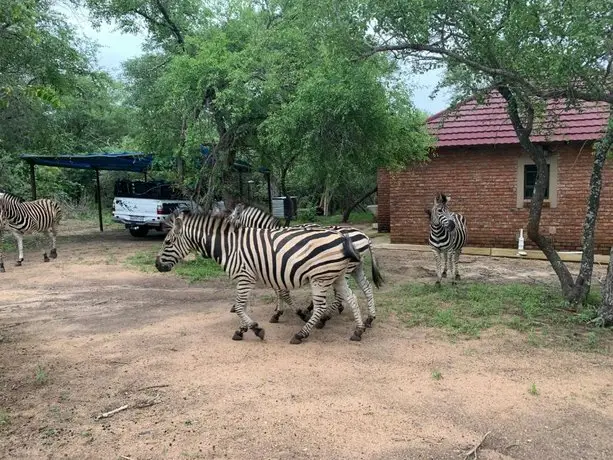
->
[529, 383, 539, 396]
[368, 0, 611, 104]
[431, 370, 442, 381]
[379, 281, 608, 351]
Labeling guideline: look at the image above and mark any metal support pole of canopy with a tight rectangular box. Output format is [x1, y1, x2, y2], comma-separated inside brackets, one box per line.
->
[266, 172, 272, 213]
[95, 168, 103, 232]
[29, 162, 37, 200]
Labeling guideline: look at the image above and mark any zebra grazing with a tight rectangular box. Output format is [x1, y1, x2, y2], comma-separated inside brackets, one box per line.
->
[228, 204, 383, 328]
[426, 193, 467, 285]
[0, 192, 62, 273]
[155, 210, 370, 344]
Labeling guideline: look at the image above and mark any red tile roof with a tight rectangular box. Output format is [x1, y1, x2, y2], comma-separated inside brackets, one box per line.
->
[427, 91, 610, 147]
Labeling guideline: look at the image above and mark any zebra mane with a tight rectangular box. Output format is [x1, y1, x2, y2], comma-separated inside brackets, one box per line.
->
[169, 207, 239, 231]
[0, 192, 25, 203]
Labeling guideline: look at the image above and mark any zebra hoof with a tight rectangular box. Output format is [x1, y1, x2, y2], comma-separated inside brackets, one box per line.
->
[0, 264, 5, 273]
[455, 274, 461, 280]
[50, 248, 57, 259]
[365, 316, 375, 328]
[269, 315, 280, 323]
[15, 259, 23, 267]
[435, 280, 441, 287]
[289, 334, 304, 345]
[252, 326, 265, 340]
[229, 304, 236, 313]
[315, 315, 331, 329]
[43, 254, 50, 262]
[350, 331, 363, 341]
[232, 330, 244, 341]
[296, 309, 310, 322]
[442, 271, 447, 278]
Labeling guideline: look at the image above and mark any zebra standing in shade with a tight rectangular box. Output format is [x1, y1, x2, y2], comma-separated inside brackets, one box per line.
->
[228, 203, 383, 328]
[426, 193, 467, 285]
[0, 192, 62, 273]
[155, 210, 371, 344]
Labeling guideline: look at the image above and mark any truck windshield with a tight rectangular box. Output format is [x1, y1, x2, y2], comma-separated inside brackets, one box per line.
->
[114, 180, 185, 200]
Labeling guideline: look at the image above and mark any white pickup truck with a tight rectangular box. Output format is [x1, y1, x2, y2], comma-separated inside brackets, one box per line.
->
[112, 179, 198, 237]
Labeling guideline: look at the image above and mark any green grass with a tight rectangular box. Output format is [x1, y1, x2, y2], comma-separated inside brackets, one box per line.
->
[529, 383, 539, 396]
[379, 281, 610, 351]
[126, 250, 225, 282]
[35, 364, 48, 385]
[0, 409, 9, 428]
[431, 370, 442, 380]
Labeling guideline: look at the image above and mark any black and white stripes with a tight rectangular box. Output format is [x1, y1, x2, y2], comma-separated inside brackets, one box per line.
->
[0, 192, 62, 272]
[155, 210, 369, 344]
[426, 193, 467, 285]
[228, 204, 383, 328]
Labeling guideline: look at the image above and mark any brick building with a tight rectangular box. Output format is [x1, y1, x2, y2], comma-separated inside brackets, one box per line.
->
[378, 92, 611, 252]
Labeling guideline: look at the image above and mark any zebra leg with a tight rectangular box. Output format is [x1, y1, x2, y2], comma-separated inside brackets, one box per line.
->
[432, 248, 443, 285]
[442, 251, 448, 278]
[290, 282, 332, 344]
[352, 265, 376, 327]
[231, 280, 265, 341]
[270, 290, 292, 323]
[42, 231, 51, 262]
[13, 231, 24, 266]
[314, 288, 343, 329]
[454, 250, 461, 280]
[335, 277, 366, 341]
[49, 225, 57, 259]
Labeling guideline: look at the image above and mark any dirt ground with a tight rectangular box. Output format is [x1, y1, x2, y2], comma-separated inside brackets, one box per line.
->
[1, 222, 613, 460]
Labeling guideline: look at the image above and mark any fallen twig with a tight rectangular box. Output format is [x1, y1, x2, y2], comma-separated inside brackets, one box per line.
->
[464, 431, 491, 460]
[134, 400, 158, 409]
[95, 404, 129, 420]
[120, 456, 133, 460]
[137, 384, 169, 392]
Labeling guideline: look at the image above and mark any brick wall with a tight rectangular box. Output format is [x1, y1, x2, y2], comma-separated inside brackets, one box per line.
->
[377, 168, 390, 232]
[383, 142, 613, 253]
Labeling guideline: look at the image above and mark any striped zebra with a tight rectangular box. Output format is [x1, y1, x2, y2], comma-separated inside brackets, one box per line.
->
[155, 210, 370, 344]
[426, 193, 467, 285]
[228, 204, 383, 328]
[0, 192, 62, 273]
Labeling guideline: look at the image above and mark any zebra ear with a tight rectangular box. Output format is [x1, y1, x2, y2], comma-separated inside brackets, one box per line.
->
[173, 213, 185, 236]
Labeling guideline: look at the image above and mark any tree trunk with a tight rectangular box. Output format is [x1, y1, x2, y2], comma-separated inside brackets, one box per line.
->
[572, 106, 613, 303]
[498, 88, 613, 305]
[342, 186, 377, 223]
[498, 86, 576, 299]
[599, 247, 613, 326]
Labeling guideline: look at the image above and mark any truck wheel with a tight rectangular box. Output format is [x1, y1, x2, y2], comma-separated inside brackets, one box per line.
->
[129, 226, 149, 237]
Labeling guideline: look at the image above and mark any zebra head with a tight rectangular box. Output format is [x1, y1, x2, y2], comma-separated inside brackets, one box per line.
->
[428, 193, 456, 232]
[227, 203, 246, 227]
[155, 210, 193, 272]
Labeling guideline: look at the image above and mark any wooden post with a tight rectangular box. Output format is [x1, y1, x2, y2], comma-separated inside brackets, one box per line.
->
[29, 162, 37, 200]
[95, 169, 103, 232]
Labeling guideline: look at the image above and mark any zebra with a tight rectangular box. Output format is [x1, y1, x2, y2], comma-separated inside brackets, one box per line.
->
[155, 209, 371, 344]
[0, 192, 62, 273]
[425, 193, 467, 285]
[227, 203, 383, 328]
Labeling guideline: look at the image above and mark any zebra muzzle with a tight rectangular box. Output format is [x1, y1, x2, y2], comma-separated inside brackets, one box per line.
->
[155, 257, 172, 272]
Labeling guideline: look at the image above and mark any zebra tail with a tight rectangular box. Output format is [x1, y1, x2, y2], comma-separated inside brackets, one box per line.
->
[369, 243, 384, 288]
[341, 234, 361, 263]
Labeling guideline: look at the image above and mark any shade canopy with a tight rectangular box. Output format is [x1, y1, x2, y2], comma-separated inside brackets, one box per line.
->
[20, 152, 153, 172]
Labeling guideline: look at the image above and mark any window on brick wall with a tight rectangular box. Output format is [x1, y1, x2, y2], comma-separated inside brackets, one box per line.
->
[516, 154, 558, 208]
[523, 164, 550, 199]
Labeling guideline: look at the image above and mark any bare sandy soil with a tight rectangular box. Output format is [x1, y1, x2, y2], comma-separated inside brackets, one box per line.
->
[1, 221, 613, 460]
